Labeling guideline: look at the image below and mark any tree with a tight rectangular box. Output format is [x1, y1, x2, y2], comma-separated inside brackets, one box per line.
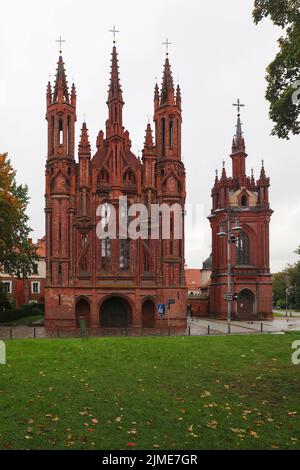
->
[253, 0, 300, 139]
[0, 153, 38, 277]
[273, 245, 300, 309]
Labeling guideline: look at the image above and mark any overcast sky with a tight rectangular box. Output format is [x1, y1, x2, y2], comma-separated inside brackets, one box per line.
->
[1, 0, 299, 272]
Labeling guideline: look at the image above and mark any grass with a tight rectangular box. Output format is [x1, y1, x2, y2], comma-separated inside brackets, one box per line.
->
[0, 334, 300, 450]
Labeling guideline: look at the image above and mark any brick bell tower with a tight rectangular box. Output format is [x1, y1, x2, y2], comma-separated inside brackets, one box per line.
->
[45, 52, 77, 323]
[208, 102, 273, 321]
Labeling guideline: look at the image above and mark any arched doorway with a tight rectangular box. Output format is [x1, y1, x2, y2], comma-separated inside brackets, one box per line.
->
[142, 299, 155, 328]
[100, 297, 131, 327]
[75, 299, 91, 327]
[237, 289, 255, 319]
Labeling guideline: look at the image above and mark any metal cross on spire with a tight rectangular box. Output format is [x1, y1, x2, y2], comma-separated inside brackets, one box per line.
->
[56, 36, 66, 54]
[109, 25, 120, 43]
[162, 38, 172, 56]
[232, 98, 245, 116]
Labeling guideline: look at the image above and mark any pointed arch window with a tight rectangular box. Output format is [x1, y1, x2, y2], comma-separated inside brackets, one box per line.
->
[236, 232, 250, 265]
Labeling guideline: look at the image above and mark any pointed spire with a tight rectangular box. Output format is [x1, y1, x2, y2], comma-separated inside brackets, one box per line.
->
[96, 130, 104, 150]
[260, 159, 266, 179]
[221, 160, 227, 180]
[53, 55, 69, 103]
[214, 169, 219, 186]
[176, 84, 181, 108]
[232, 100, 246, 153]
[108, 45, 123, 102]
[78, 122, 91, 155]
[46, 81, 52, 106]
[232, 113, 245, 153]
[154, 82, 160, 111]
[144, 123, 154, 149]
[71, 83, 76, 106]
[160, 56, 175, 105]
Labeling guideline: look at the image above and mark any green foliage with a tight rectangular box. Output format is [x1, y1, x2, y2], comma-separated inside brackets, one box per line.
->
[0, 153, 38, 277]
[0, 303, 44, 324]
[272, 245, 300, 308]
[253, 0, 300, 139]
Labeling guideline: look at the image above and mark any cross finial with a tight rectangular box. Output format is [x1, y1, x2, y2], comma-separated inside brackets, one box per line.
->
[56, 36, 66, 54]
[162, 38, 172, 56]
[109, 25, 120, 44]
[232, 98, 245, 116]
[261, 158, 264, 167]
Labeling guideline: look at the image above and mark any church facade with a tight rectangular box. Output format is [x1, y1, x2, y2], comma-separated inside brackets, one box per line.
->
[208, 107, 273, 321]
[44, 43, 187, 330]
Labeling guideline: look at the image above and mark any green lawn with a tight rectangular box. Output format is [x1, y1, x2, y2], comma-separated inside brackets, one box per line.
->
[0, 335, 300, 450]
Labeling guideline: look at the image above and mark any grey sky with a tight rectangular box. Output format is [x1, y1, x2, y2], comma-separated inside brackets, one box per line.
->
[1, 0, 299, 272]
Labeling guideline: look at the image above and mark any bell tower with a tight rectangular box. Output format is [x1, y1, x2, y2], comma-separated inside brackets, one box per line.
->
[209, 102, 273, 321]
[45, 46, 77, 322]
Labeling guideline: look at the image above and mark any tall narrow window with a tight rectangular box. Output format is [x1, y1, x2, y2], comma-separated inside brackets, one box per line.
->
[51, 115, 55, 155]
[162, 118, 166, 157]
[101, 238, 111, 271]
[120, 239, 130, 271]
[169, 119, 173, 148]
[58, 264, 62, 284]
[236, 232, 250, 265]
[115, 145, 118, 175]
[59, 118, 63, 145]
[67, 116, 71, 155]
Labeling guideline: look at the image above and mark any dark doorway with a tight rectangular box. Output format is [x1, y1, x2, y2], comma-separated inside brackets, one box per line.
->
[142, 299, 155, 328]
[75, 299, 91, 327]
[237, 289, 255, 319]
[100, 297, 131, 327]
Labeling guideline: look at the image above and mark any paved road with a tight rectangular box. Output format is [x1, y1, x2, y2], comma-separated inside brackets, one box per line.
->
[188, 317, 300, 336]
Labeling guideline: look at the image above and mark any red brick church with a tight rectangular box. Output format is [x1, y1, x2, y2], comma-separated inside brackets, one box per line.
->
[44, 41, 187, 330]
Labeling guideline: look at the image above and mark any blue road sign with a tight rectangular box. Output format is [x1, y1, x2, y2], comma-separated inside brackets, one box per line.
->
[157, 304, 165, 317]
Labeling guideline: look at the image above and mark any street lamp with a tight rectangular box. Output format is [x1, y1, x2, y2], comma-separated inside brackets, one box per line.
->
[217, 208, 242, 328]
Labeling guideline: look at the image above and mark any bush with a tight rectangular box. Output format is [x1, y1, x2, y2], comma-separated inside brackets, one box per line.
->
[0, 303, 44, 324]
[276, 299, 287, 309]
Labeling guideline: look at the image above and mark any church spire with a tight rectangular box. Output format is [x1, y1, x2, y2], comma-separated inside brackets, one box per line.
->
[107, 42, 124, 130]
[53, 55, 69, 103]
[108, 45, 123, 102]
[144, 123, 154, 149]
[232, 99, 245, 153]
[78, 122, 91, 156]
[160, 56, 175, 106]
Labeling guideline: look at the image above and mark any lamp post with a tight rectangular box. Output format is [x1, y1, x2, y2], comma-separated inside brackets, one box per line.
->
[217, 208, 242, 328]
[285, 287, 289, 317]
